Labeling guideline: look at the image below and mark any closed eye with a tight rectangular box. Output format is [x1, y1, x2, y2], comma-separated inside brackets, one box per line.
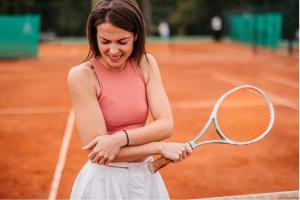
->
[119, 41, 128, 45]
[101, 40, 110, 44]
[98, 36, 130, 45]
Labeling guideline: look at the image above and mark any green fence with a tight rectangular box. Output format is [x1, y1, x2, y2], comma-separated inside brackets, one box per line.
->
[228, 13, 282, 49]
[0, 15, 40, 58]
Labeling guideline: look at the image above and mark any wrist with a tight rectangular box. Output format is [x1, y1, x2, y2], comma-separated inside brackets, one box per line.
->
[115, 131, 127, 147]
[154, 142, 163, 155]
[118, 130, 130, 147]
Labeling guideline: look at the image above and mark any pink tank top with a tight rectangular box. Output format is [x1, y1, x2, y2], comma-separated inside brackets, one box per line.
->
[90, 57, 149, 134]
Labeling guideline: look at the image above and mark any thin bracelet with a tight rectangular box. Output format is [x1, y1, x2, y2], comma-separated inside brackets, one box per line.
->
[122, 130, 129, 146]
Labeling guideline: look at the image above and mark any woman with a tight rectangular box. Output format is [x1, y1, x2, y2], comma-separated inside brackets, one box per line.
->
[68, 0, 192, 199]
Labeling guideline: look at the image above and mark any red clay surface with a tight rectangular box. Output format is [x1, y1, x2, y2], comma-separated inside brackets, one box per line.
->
[0, 41, 298, 199]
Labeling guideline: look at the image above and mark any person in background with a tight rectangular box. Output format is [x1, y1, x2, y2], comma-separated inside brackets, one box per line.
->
[211, 16, 223, 42]
[158, 20, 170, 40]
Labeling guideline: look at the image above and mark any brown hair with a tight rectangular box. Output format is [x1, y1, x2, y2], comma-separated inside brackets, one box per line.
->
[86, 0, 147, 65]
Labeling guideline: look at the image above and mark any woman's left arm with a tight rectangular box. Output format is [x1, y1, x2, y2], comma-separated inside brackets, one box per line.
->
[122, 53, 173, 145]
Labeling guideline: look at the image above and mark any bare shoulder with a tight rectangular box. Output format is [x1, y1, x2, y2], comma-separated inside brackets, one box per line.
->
[140, 53, 158, 70]
[140, 53, 160, 83]
[68, 61, 93, 81]
[67, 61, 96, 91]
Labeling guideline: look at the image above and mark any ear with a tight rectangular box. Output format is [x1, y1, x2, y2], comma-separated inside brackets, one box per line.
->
[134, 34, 138, 41]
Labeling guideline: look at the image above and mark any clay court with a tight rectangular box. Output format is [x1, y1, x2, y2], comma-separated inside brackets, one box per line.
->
[0, 40, 298, 199]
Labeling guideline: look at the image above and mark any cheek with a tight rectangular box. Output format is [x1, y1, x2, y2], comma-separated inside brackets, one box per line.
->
[98, 44, 109, 54]
[124, 42, 134, 54]
[124, 45, 133, 53]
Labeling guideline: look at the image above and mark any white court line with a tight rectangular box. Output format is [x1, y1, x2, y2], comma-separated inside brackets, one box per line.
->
[202, 190, 299, 200]
[0, 106, 69, 115]
[263, 74, 298, 88]
[212, 73, 298, 111]
[48, 110, 75, 200]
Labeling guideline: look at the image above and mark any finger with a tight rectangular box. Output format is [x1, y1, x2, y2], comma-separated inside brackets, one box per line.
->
[178, 153, 183, 161]
[104, 156, 114, 165]
[182, 151, 188, 159]
[169, 157, 176, 163]
[98, 157, 107, 165]
[92, 154, 101, 163]
[98, 153, 108, 165]
[82, 137, 98, 150]
[89, 150, 103, 161]
[174, 154, 181, 162]
[187, 149, 193, 156]
[185, 143, 193, 153]
[88, 151, 97, 160]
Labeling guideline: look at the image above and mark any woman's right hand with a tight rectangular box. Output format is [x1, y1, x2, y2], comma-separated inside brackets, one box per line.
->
[159, 142, 193, 162]
[83, 131, 127, 165]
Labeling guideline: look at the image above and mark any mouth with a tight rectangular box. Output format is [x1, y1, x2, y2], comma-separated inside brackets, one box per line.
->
[108, 54, 123, 62]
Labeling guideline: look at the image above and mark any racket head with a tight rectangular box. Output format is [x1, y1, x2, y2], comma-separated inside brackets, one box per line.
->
[213, 85, 275, 145]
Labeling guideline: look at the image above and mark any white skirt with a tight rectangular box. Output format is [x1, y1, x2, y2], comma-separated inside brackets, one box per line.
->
[70, 157, 169, 199]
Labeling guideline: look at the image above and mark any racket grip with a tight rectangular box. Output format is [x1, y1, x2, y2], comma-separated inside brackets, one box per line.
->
[148, 156, 172, 173]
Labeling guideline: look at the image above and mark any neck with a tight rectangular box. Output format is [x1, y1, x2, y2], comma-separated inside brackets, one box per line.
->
[98, 57, 128, 72]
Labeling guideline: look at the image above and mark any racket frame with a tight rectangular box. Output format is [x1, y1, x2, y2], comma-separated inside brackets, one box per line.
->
[189, 84, 275, 149]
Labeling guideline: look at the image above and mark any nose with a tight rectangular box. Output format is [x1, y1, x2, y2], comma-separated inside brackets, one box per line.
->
[109, 43, 119, 55]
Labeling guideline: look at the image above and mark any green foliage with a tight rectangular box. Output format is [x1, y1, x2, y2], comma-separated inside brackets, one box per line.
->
[170, 0, 199, 35]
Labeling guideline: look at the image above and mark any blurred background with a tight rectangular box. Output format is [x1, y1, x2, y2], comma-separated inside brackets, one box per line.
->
[0, 0, 298, 199]
[0, 0, 298, 57]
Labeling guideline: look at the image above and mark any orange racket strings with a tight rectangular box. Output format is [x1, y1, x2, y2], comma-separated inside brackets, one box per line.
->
[217, 88, 270, 143]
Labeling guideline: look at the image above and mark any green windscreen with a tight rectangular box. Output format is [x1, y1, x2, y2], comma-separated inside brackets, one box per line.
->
[0, 15, 40, 58]
[228, 13, 282, 49]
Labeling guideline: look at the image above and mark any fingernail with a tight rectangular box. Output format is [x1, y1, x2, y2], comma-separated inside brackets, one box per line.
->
[82, 146, 88, 149]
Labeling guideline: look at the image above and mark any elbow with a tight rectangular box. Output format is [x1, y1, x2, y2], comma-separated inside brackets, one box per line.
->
[162, 119, 173, 139]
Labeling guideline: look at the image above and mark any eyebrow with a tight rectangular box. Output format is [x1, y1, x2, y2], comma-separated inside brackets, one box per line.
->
[98, 36, 130, 41]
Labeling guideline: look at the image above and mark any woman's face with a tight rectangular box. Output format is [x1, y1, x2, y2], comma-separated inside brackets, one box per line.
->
[97, 23, 135, 71]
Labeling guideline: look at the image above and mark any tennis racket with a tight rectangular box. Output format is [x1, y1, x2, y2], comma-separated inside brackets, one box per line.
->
[148, 84, 275, 173]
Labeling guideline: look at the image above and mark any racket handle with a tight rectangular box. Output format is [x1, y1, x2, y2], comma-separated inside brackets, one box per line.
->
[148, 156, 172, 173]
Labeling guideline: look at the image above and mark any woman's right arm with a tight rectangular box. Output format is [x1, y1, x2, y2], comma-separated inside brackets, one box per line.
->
[68, 63, 134, 163]
[67, 63, 110, 146]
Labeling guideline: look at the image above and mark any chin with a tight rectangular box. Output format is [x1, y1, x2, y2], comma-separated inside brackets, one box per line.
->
[108, 59, 124, 66]
[110, 62, 124, 68]
[106, 56, 129, 68]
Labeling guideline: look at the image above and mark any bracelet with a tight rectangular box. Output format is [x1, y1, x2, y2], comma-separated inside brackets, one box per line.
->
[122, 130, 129, 146]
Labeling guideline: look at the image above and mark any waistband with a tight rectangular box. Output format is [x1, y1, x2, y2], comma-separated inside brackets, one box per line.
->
[88, 156, 152, 170]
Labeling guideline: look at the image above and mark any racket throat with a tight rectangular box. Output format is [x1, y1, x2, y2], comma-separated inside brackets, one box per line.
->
[215, 128, 226, 140]
[190, 140, 230, 148]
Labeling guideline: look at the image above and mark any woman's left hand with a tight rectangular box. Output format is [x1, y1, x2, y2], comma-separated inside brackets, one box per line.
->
[82, 132, 127, 165]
